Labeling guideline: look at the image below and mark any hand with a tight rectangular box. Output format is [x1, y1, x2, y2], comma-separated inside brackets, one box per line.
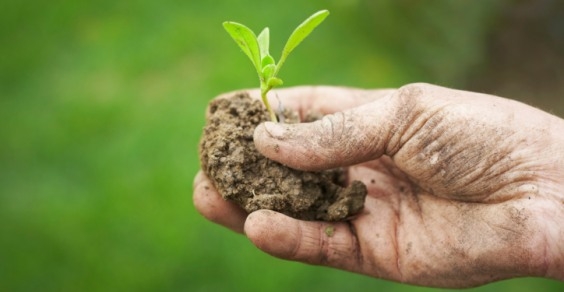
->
[193, 83, 564, 288]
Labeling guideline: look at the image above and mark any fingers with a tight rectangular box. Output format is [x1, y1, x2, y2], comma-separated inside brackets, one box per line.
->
[217, 86, 395, 118]
[193, 171, 247, 233]
[253, 90, 403, 171]
[244, 210, 364, 272]
[265, 86, 395, 116]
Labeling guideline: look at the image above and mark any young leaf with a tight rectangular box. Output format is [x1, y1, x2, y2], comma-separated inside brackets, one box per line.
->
[267, 77, 283, 88]
[277, 10, 330, 73]
[257, 27, 270, 61]
[223, 21, 262, 75]
[261, 55, 277, 84]
[261, 64, 276, 81]
[261, 55, 275, 68]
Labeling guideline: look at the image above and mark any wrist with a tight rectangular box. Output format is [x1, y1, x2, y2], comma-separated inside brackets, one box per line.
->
[542, 117, 564, 280]
[538, 199, 564, 280]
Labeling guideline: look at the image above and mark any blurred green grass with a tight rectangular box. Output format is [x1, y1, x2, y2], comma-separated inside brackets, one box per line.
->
[1, 0, 563, 291]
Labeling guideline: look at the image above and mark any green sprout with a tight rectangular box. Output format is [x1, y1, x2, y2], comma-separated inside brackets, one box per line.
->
[223, 10, 330, 122]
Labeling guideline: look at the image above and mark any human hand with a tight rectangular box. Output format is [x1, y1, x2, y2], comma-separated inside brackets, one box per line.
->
[193, 83, 564, 287]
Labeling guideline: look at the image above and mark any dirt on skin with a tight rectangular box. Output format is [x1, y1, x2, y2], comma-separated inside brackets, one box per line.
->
[199, 92, 367, 221]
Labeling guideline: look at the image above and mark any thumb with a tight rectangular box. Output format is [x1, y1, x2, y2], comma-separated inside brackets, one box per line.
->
[254, 94, 404, 171]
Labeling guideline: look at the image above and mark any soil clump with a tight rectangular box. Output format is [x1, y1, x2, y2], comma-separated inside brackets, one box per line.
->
[199, 93, 366, 221]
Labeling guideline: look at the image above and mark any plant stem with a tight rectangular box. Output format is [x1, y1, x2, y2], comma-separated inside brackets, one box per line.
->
[261, 87, 278, 122]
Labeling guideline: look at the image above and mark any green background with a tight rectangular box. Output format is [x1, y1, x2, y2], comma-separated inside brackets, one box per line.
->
[1, 0, 563, 291]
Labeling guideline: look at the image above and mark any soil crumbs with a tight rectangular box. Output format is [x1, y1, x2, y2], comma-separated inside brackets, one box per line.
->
[199, 92, 367, 221]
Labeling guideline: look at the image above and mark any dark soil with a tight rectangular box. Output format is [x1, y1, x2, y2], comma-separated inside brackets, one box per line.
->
[199, 92, 367, 221]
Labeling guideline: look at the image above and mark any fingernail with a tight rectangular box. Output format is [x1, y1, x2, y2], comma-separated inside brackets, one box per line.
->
[263, 122, 287, 140]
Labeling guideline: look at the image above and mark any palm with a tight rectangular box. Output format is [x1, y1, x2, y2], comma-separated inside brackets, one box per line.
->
[345, 154, 541, 286]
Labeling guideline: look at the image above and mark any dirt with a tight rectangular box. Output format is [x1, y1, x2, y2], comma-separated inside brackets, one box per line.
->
[199, 92, 367, 221]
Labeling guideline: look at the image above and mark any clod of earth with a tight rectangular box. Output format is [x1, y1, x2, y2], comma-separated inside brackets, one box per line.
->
[199, 93, 367, 221]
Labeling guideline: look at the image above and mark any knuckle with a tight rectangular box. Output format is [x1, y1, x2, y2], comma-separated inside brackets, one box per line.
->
[313, 223, 362, 270]
[384, 83, 431, 155]
[314, 112, 347, 147]
[395, 83, 432, 104]
[313, 112, 362, 163]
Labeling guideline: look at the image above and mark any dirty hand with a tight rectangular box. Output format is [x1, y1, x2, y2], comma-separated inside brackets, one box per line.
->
[193, 83, 564, 288]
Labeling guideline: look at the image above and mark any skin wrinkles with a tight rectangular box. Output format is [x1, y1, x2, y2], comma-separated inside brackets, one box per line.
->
[323, 224, 357, 269]
[313, 112, 355, 165]
[384, 84, 433, 157]
[346, 221, 365, 272]
[319, 111, 368, 165]
[316, 112, 342, 148]
[315, 223, 330, 265]
[394, 99, 537, 202]
[393, 210, 404, 282]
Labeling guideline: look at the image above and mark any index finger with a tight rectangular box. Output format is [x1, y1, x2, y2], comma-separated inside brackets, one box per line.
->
[216, 86, 395, 119]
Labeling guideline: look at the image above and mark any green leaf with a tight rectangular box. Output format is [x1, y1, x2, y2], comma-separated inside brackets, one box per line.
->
[257, 27, 270, 60]
[223, 21, 262, 75]
[277, 10, 329, 73]
[261, 63, 276, 81]
[261, 55, 275, 68]
[267, 77, 283, 88]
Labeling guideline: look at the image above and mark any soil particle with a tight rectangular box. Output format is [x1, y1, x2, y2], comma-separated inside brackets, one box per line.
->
[324, 225, 335, 237]
[199, 92, 367, 221]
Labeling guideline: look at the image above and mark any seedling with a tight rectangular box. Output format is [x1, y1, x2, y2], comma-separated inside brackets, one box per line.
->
[223, 10, 330, 122]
